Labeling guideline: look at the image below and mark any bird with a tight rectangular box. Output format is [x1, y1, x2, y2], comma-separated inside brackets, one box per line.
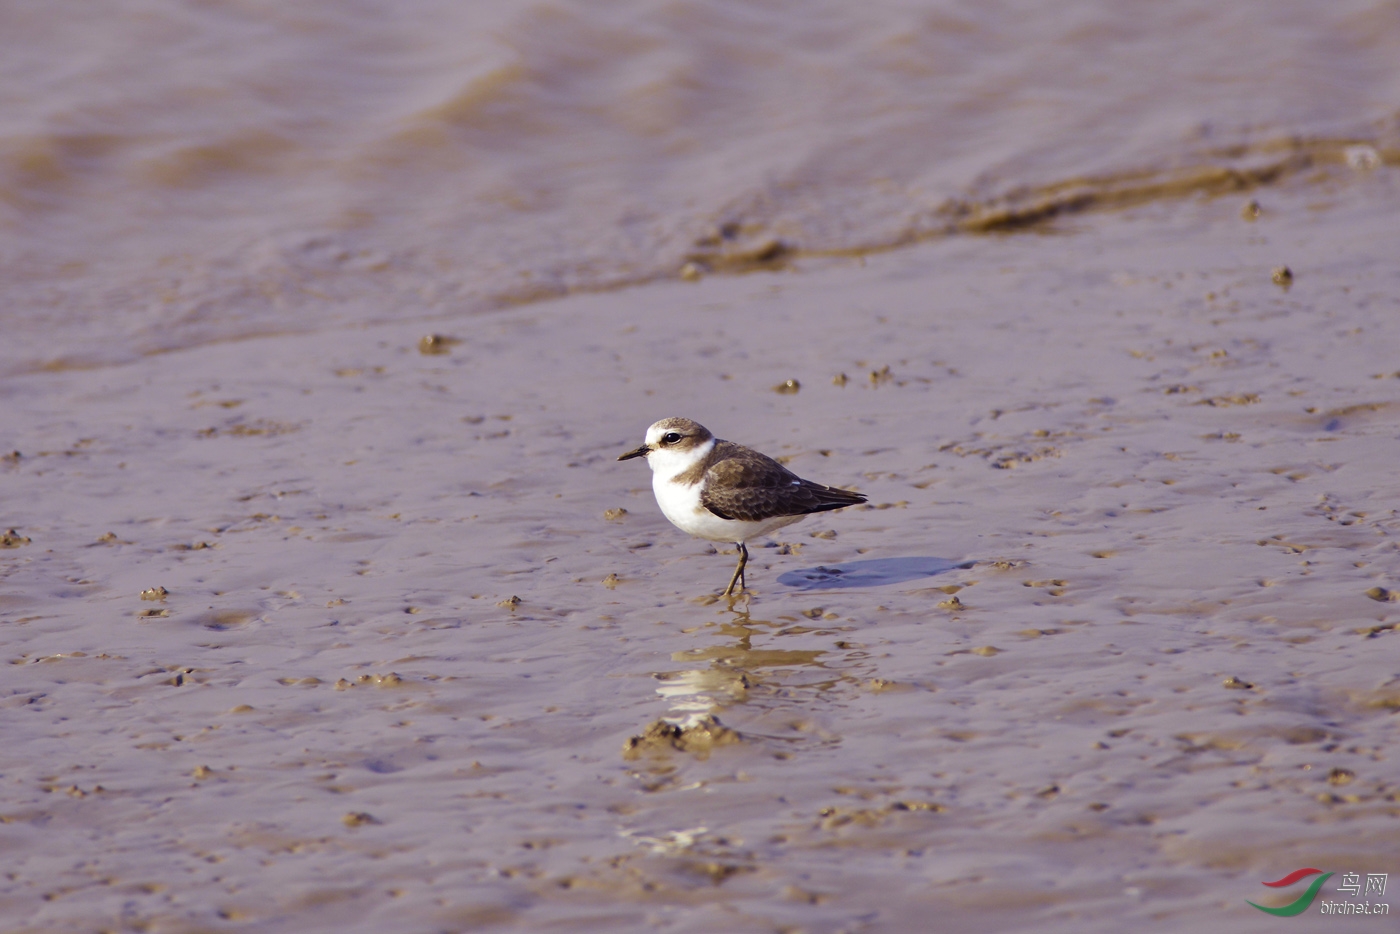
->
[618, 417, 866, 596]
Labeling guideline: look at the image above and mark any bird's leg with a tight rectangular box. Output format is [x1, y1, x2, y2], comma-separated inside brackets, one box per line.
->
[723, 542, 749, 597]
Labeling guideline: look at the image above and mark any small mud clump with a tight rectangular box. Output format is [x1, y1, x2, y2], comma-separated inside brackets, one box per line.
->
[1, 529, 32, 548]
[418, 334, 460, 355]
[623, 715, 741, 760]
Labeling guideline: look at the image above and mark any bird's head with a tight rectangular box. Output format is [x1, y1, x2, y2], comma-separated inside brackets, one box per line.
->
[617, 417, 715, 470]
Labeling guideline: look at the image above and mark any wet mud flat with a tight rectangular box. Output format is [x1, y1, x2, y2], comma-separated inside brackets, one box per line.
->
[2, 169, 1399, 932]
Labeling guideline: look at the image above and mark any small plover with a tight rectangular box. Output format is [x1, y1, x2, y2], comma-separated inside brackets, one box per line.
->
[618, 417, 866, 595]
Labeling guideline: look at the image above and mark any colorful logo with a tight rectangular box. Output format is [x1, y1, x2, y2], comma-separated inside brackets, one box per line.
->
[1247, 868, 1333, 917]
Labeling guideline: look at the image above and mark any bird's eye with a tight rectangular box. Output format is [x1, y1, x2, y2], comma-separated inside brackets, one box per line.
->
[662, 432, 682, 444]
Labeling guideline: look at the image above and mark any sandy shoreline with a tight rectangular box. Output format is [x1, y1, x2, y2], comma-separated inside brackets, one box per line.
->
[3, 165, 1399, 931]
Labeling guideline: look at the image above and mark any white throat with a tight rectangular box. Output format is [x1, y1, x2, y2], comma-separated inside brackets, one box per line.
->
[646, 436, 715, 484]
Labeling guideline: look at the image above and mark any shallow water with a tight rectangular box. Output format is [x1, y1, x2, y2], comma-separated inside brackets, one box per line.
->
[3, 2, 1400, 931]
[4, 164, 1399, 930]
[3, 0, 1399, 374]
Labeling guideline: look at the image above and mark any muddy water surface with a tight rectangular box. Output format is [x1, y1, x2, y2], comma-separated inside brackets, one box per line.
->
[4, 0, 1400, 928]
[3, 0, 1400, 374]
[3, 165, 1399, 931]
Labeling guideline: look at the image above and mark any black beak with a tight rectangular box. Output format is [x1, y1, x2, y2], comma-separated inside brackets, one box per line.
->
[617, 444, 651, 461]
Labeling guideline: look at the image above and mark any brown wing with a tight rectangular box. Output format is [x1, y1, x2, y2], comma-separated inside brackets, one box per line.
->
[700, 447, 866, 522]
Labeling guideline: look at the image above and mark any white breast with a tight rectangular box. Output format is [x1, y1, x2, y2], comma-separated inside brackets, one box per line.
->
[652, 471, 716, 536]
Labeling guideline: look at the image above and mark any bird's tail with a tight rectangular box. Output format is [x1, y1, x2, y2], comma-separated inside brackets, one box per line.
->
[802, 483, 867, 512]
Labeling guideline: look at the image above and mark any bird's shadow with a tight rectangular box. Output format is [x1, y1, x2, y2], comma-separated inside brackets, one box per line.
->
[776, 556, 973, 591]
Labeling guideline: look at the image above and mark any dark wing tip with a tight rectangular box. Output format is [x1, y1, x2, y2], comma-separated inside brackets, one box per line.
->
[802, 483, 866, 512]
